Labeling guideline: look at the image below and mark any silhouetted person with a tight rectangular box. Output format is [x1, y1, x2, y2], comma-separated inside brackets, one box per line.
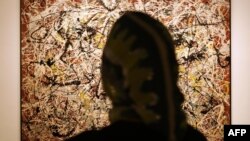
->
[67, 11, 207, 141]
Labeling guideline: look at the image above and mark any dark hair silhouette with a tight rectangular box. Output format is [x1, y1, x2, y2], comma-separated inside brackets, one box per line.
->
[67, 11, 207, 141]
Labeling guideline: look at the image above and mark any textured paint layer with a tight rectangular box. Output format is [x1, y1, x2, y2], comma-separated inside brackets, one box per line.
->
[21, 0, 230, 140]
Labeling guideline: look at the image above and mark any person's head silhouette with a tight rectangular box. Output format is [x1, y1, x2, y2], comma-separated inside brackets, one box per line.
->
[101, 11, 187, 141]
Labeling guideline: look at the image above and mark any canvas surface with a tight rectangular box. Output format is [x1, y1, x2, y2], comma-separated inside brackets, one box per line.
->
[21, 0, 230, 140]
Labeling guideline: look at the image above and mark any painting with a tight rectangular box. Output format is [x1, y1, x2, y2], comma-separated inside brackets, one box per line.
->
[21, 0, 230, 140]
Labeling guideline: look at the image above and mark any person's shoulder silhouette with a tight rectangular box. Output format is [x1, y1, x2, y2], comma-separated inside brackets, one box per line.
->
[66, 11, 207, 141]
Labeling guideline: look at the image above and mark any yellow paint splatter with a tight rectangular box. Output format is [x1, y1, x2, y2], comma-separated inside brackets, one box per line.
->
[80, 91, 91, 108]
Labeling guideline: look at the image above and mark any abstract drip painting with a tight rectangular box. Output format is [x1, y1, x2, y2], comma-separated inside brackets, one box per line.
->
[21, 0, 230, 140]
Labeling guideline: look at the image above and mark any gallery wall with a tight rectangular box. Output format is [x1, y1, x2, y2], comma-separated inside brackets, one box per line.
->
[231, 0, 250, 124]
[0, 0, 249, 140]
[0, 0, 20, 141]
